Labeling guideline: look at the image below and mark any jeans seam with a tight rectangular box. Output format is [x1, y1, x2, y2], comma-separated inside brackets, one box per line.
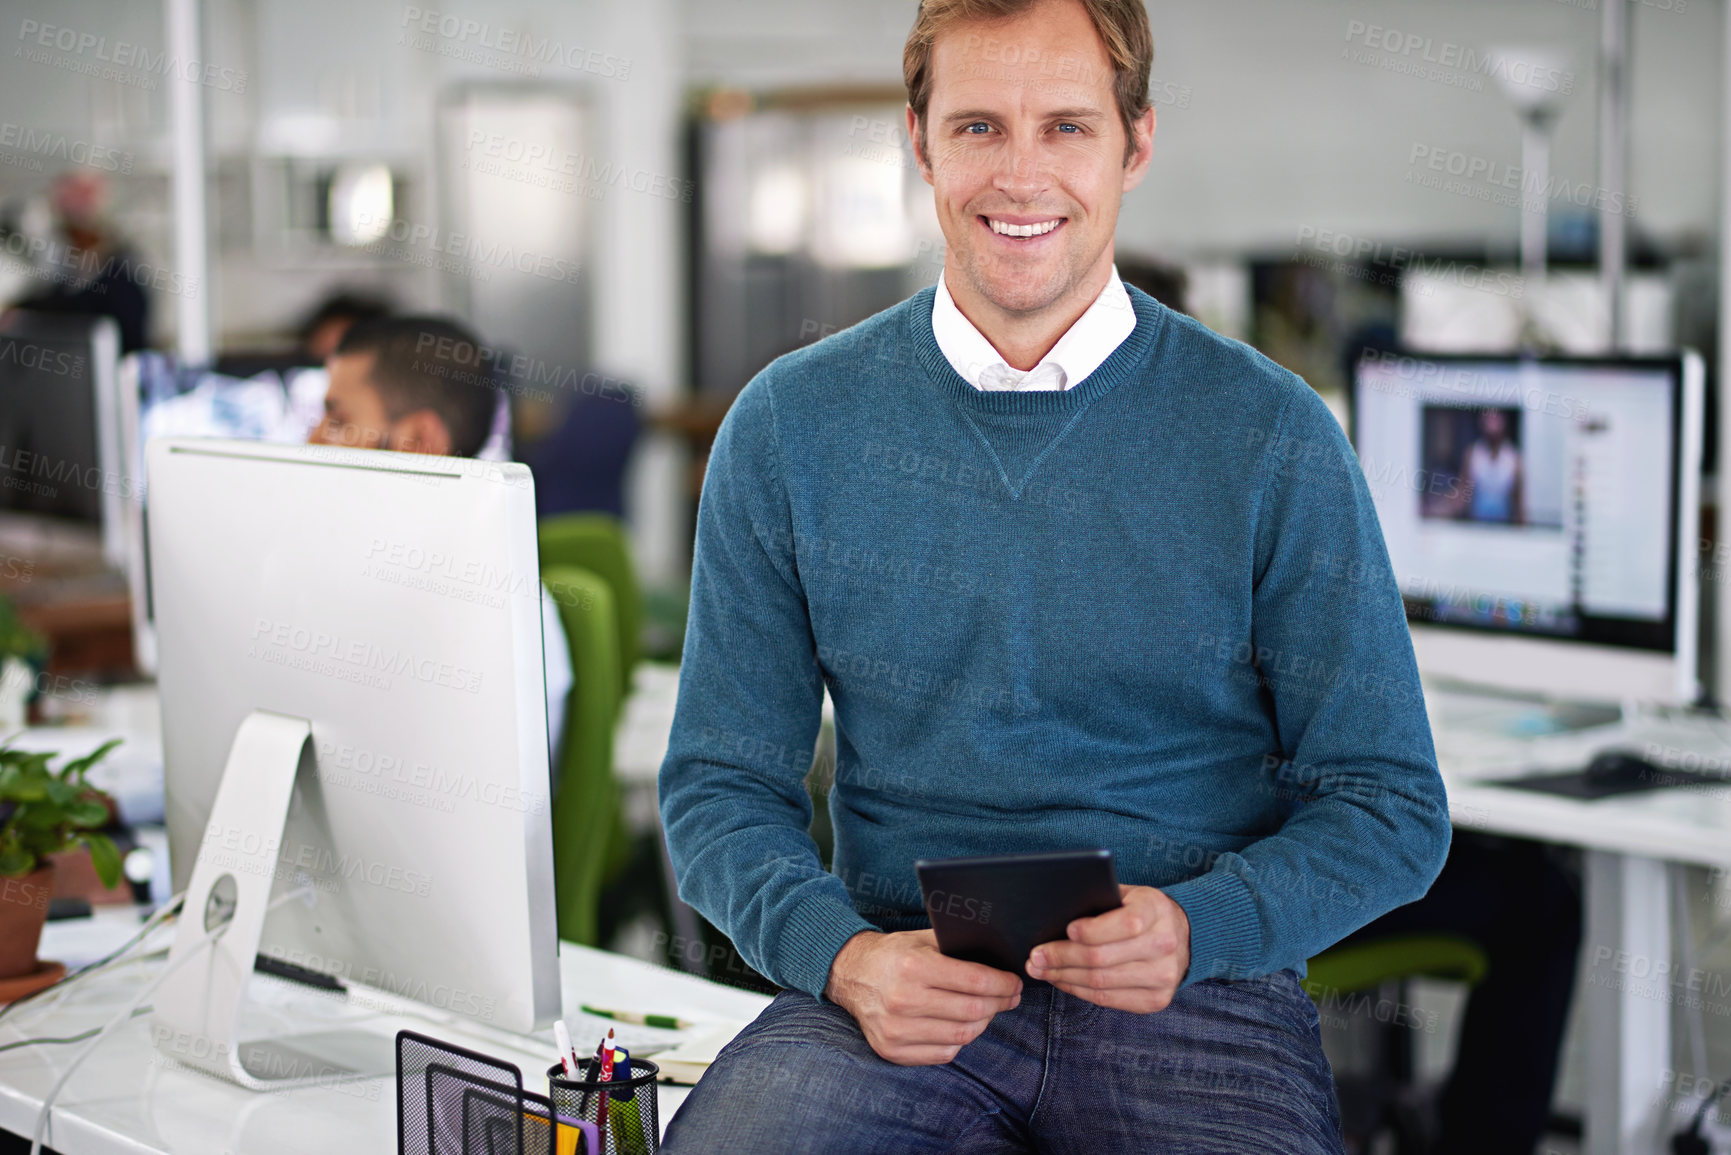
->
[949, 1105, 1005, 1151]
[1026, 989, 1057, 1125]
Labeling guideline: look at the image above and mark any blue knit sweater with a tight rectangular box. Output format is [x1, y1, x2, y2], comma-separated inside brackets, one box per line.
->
[659, 285, 1450, 999]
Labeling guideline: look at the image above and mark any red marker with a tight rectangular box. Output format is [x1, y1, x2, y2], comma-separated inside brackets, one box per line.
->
[596, 1028, 616, 1141]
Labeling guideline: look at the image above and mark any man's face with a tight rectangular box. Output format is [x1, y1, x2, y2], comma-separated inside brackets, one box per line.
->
[909, 0, 1154, 318]
[311, 353, 457, 456]
[311, 352, 394, 450]
[1480, 409, 1507, 445]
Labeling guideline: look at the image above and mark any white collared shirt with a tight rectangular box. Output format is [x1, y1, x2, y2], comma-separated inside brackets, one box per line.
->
[932, 266, 1137, 392]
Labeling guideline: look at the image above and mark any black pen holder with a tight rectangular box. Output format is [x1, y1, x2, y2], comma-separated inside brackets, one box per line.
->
[397, 1029, 608, 1155]
[547, 1058, 661, 1155]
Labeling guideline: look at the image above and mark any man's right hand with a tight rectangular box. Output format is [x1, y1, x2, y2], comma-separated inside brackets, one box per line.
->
[823, 930, 1022, 1066]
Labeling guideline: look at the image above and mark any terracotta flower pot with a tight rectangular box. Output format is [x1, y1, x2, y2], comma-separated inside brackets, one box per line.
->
[0, 863, 55, 980]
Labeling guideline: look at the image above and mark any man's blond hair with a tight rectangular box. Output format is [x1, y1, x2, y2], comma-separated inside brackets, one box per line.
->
[903, 0, 1153, 164]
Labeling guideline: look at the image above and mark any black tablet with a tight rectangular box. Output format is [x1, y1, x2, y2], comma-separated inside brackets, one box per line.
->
[915, 849, 1122, 978]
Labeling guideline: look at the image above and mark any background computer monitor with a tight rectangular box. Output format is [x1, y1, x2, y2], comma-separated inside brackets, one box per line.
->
[0, 311, 123, 565]
[1351, 350, 1703, 707]
[149, 437, 560, 1043]
[119, 351, 514, 676]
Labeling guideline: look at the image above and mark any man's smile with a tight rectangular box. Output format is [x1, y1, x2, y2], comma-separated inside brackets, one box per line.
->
[982, 214, 1067, 241]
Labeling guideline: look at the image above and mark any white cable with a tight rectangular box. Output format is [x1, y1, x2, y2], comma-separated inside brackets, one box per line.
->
[3, 894, 186, 1034]
[30, 886, 312, 1155]
[3, 895, 183, 1024]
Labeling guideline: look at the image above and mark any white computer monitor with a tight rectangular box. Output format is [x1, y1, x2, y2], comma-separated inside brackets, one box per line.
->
[1351, 350, 1704, 707]
[146, 437, 559, 1087]
[117, 352, 513, 676]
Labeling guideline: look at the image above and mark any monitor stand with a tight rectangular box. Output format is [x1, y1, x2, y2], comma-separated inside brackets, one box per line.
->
[150, 710, 394, 1089]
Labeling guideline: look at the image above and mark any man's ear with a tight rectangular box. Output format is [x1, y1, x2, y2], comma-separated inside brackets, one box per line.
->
[389, 409, 454, 457]
[1121, 105, 1156, 194]
[906, 104, 935, 187]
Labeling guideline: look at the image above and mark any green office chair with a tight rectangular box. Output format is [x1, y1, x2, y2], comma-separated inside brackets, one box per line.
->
[1305, 934, 1489, 1154]
[539, 515, 642, 703]
[543, 566, 632, 947]
[1305, 934, 1487, 998]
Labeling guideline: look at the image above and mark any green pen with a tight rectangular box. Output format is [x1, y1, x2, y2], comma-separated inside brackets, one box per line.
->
[580, 1004, 695, 1031]
[612, 1096, 650, 1155]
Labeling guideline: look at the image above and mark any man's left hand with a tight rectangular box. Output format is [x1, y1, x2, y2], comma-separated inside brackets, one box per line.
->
[1024, 885, 1190, 1013]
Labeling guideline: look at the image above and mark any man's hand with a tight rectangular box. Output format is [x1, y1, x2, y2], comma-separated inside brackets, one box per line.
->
[1024, 885, 1190, 1013]
[824, 930, 1022, 1065]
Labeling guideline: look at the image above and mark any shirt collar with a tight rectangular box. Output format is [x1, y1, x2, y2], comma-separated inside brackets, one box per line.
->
[931, 265, 1136, 391]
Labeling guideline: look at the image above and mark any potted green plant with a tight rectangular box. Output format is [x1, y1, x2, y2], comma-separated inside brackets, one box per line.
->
[0, 596, 46, 731]
[0, 738, 122, 982]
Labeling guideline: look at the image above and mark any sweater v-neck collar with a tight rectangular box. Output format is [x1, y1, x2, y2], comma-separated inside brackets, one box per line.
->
[909, 283, 1167, 418]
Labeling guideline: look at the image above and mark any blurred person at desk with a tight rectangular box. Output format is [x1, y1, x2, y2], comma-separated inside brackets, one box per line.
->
[306, 314, 573, 765]
[6, 171, 150, 353]
[657, 1, 1448, 1152]
[520, 378, 641, 521]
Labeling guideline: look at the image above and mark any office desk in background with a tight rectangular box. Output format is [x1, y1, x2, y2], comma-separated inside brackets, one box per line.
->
[1428, 686, 1731, 1155]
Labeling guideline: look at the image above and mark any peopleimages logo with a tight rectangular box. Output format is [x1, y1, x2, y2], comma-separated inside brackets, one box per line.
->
[247, 617, 484, 694]
[398, 7, 630, 80]
[1343, 22, 1575, 96]
[353, 210, 582, 285]
[1408, 144, 1638, 219]
[1294, 226, 1524, 301]
[0, 445, 144, 502]
[464, 130, 691, 203]
[15, 19, 248, 92]
[0, 232, 198, 299]
[0, 122, 133, 174]
[0, 340, 82, 377]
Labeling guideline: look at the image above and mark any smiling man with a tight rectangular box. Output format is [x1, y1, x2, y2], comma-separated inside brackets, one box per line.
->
[658, 1, 1449, 1151]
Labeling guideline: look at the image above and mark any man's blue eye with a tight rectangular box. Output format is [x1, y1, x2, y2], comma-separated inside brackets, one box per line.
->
[965, 122, 990, 134]
[1057, 123, 1081, 133]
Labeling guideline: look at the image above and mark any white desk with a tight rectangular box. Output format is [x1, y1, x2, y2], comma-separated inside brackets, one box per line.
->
[1427, 686, 1731, 1155]
[0, 911, 771, 1153]
[19, 680, 1730, 1153]
[612, 663, 835, 790]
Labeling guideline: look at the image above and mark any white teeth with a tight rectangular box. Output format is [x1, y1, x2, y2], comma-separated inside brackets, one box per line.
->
[988, 218, 1060, 237]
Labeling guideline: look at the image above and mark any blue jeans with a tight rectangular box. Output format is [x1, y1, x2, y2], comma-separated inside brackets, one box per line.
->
[661, 971, 1343, 1154]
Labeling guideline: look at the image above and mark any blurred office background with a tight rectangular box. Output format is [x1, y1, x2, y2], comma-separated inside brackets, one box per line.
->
[2, 0, 1716, 586]
[1, 0, 1728, 1152]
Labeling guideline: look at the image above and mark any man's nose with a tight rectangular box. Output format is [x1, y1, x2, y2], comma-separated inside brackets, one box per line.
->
[991, 136, 1049, 199]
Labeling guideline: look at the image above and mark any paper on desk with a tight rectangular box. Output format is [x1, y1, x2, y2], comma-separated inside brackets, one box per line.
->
[563, 1009, 689, 1057]
[652, 1022, 745, 1085]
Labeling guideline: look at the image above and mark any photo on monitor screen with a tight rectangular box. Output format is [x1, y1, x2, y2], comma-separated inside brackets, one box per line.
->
[1416, 403, 1564, 529]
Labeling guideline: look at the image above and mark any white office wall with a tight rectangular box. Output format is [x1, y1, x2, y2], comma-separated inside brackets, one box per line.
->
[1, 0, 164, 139]
[243, 0, 684, 394]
